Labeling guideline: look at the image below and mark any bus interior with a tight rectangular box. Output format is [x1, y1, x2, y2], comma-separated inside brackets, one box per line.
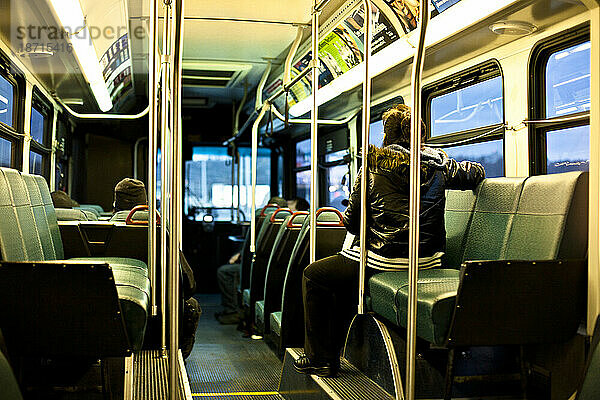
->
[0, 0, 599, 399]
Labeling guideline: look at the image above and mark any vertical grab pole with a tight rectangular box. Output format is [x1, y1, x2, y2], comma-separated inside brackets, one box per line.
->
[309, 1, 319, 264]
[250, 104, 270, 252]
[148, 0, 159, 317]
[169, 0, 184, 396]
[406, 1, 429, 399]
[237, 149, 241, 222]
[160, 0, 172, 355]
[357, 0, 372, 315]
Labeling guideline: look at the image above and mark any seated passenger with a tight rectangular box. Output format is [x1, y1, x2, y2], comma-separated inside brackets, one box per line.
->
[215, 196, 288, 325]
[51, 190, 79, 208]
[113, 178, 147, 213]
[294, 104, 485, 377]
[287, 196, 310, 212]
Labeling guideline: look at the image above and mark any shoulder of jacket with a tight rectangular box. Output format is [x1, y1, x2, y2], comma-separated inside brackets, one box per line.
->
[367, 145, 410, 171]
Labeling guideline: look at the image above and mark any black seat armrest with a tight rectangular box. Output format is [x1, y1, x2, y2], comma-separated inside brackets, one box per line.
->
[446, 259, 586, 347]
[0, 261, 132, 357]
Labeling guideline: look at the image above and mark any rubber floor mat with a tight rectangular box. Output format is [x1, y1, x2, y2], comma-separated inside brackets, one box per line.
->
[186, 294, 283, 399]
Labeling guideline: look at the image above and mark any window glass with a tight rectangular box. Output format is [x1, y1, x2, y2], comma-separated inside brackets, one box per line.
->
[546, 125, 589, 174]
[0, 136, 11, 167]
[326, 165, 350, 210]
[545, 41, 590, 118]
[296, 139, 311, 168]
[0, 75, 14, 128]
[430, 75, 503, 137]
[184, 146, 271, 221]
[441, 139, 504, 178]
[369, 119, 385, 146]
[30, 151, 43, 175]
[325, 149, 347, 163]
[296, 170, 311, 203]
[30, 107, 45, 144]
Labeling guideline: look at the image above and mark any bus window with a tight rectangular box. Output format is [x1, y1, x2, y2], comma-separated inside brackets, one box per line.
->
[530, 28, 590, 175]
[29, 91, 52, 179]
[545, 41, 590, 118]
[546, 125, 590, 173]
[430, 75, 503, 138]
[295, 169, 310, 203]
[326, 164, 349, 210]
[296, 138, 310, 168]
[369, 119, 384, 147]
[443, 140, 504, 178]
[185, 146, 271, 221]
[0, 136, 11, 167]
[425, 61, 505, 177]
[0, 74, 14, 128]
[29, 151, 43, 175]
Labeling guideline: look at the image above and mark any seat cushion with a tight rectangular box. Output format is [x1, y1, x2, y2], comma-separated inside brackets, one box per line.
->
[369, 269, 460, 346]
[70, 257, 148, 276]
[270, 311, 282, 336]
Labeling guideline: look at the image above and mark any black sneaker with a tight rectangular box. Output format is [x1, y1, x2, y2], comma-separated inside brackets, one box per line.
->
[293, 354, 338, 377]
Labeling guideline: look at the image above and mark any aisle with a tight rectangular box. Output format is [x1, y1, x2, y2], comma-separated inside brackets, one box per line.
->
[185, 294, 284, 400]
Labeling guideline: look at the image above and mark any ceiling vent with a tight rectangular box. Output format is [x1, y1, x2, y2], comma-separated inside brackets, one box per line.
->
[182, 62, 251, 88]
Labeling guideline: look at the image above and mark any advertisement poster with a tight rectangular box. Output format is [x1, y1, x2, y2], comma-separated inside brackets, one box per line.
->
[383, 0, 420, 34]
[431, 0, 462, 13]
[99, 34, 132, 103]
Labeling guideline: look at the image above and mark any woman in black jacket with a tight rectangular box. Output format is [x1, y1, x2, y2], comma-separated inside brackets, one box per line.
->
[294, 104, 485, 377]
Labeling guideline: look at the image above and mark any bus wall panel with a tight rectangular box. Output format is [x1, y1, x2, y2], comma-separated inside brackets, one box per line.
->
[85, 134, 134, 211]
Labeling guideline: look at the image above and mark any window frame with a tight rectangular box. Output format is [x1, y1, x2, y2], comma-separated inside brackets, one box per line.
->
[29, 88, 53, 179]
[0, 49, 25, 169]
[528, 23, 590, 175]
[422, 60, 506, 177]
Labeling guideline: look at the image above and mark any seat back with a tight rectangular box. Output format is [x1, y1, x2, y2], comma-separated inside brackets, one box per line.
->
[444, 189, 478, 269]
[0, 169, 27, 261]
[240, 206, 279, 291]
[33, 175, 64, 259]
[22, 174, 57, 260]
[0, 168, 44, 261]
[56, 208, 90, 221]
[505, 171, 588, 260]
[461, 177, 526, 263]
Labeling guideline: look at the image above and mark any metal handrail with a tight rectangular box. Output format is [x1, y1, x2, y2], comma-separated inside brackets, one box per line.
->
[406, 2, 430, 399]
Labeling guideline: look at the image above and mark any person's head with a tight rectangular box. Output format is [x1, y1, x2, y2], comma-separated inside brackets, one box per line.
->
[51, 190, 79, 209]
[113, 178, 147, 212]
[381, 104, 426, 148]
[287, 197, 310, 211]
[267, 196, 287, 208]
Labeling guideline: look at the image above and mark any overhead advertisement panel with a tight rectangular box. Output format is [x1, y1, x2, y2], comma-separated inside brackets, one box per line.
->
[267, 2, 399, 109]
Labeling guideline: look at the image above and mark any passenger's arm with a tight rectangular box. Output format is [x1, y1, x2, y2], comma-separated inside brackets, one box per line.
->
[444, 158, 485, 190]
[343, 169, 362, 234]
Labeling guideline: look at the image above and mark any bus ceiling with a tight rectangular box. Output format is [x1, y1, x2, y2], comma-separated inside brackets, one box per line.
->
[0, 0, 590, 122]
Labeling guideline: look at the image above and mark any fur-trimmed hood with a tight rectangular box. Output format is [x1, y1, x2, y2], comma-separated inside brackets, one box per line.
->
[366, 144, 448, 174]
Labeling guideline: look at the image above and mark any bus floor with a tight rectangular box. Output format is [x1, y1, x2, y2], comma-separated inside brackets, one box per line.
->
[185, 294, 284, 400]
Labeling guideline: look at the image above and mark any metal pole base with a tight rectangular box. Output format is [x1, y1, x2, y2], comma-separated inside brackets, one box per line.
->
[343, 313, 404, 400]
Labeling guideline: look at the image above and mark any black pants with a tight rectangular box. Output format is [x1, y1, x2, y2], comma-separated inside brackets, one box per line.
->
[303, 254, 366, 363]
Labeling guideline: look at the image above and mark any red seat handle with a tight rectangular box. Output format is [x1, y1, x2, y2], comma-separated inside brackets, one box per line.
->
[260, 203, 281, 216]
[316, 207, 344, 227]
[270, 208, 293, 222]
[125, 205, 161, 226]
[286, 211, 309, 228]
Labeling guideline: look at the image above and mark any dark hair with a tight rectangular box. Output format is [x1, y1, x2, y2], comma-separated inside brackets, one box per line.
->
[381, 104, 426, 147]
[114, 178, 147, 212]
[289, 197, 310, 211]
[51, 190, 79, 208]
[267, 196, 288, 208]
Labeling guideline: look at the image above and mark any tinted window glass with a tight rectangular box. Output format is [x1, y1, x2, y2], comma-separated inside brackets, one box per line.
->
[441, 139, 504, 178]
[296, 170, 311, 202]
[369, 119, 384, 146]
[545, 41, 590, 117]
[30, 107, 45, 144]
[184, 146, 271, 221]
[546, 125, 589, 174]
[30, 151, 43, 175]
[325, 150, 347, 163]
[0, 136, 11, 167]
[430, 75, 503, 137]
[326, 165, 350, 210]
[0, 75, 14, 128]
[296, 139, 310, 168]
